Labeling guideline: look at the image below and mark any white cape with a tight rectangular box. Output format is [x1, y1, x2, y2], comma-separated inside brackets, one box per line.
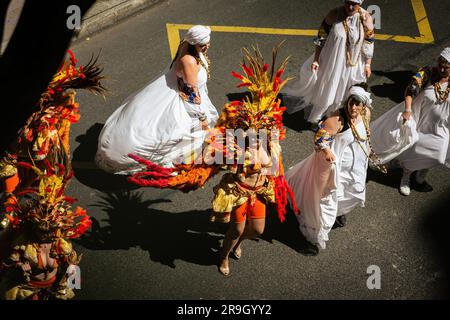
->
[370, 102, 419, 165]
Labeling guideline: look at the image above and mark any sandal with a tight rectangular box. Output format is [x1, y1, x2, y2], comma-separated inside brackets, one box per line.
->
[218, 257, 230, 276]
[232, 246, 242, 260]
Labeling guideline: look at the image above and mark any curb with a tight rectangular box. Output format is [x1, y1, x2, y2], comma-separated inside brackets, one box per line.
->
[75, 0, 164, 40]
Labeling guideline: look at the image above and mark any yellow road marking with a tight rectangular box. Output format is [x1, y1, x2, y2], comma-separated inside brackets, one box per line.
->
[166, 0, 434, 59]
[411, 0, 434, 43]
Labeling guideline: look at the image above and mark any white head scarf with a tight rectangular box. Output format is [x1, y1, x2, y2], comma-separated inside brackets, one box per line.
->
[184, 25, 211, 46]
[440, 47, 450, 63]
[347, 86, 372, 108]
[343, 0, 364, 4]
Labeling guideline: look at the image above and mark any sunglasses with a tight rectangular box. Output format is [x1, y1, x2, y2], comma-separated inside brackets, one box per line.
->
[348, 96, 365, 106]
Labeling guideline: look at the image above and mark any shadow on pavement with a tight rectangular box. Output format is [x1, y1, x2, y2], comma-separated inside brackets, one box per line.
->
[262, 205, 318, 256]
[421, 187, 450, 299]
[75, 190, 226, 268]
[226, 92, 251, 102]
[282, 108, 311, 133]
[371, 70, 414, 103]
[279, 93, 311, 132]
[366, 167, 402, 190]
[72, 123, 139, 191]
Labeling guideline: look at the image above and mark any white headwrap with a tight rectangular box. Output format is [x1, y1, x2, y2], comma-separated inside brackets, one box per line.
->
[440, 47, 450, 63]
[347, 86, 372, 108]
[343, 0, 364, 4]
[184, 25, 211, 46]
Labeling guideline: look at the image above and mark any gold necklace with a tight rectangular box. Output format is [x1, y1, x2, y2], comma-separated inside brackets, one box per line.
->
[434, 81, 450, 103]
[345, 108, 387, 173]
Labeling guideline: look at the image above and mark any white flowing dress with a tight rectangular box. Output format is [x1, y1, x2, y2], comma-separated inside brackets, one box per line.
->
[95, 53, 218, 174]
[371, 82, 450, 171]
[286, 119, 369, 249]
[283, 8, 368, 123]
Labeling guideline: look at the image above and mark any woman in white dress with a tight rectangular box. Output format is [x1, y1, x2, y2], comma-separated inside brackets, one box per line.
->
[283, 0, 374, 123]
[371, 48, 450, 196]
[286, 85, 374, 254]
[95, 25, 218, 174]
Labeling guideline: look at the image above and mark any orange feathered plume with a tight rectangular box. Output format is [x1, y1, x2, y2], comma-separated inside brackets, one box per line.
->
[127, 154, 220, 192]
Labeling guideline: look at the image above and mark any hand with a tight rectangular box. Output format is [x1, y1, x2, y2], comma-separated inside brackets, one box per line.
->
[365, 64, 372, 78]
[322, 148, 336, 163]
[201, 119, 209, 131]
[20, 262, 31, 272]
[402, 110, 411, 123]
[311, 61, 319, 73]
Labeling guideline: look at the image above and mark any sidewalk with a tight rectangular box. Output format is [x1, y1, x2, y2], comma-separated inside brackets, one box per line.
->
[1, 0, 163, 53]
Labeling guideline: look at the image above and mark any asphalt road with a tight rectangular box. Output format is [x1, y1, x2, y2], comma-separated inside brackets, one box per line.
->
[60, 0, 450, 300]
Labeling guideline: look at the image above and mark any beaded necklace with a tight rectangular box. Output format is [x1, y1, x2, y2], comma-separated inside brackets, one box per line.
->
[433, 80, 450, 103]
[345, 107, 387, 173]
[197, 53, 211, 79]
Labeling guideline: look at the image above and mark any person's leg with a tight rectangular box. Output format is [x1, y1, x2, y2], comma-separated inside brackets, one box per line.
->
[412, 169, 433, 192]
[232, 200, 266, 259]
[218, 205, 247, 276]
[399, 167, 412, 196]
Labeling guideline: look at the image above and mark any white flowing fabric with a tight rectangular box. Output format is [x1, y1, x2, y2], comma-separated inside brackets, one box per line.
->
[95, 53, 218, 174]
[370, 105, 419, 165]
[397, 82, 450, 171]
[371, 82, 450, 171]
[286, 120, 369, 249]
[283, 8, 367, 123]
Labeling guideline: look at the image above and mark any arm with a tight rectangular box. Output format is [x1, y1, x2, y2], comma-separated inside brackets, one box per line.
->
[312, 8, 337, 72]
[313, 112, 340, 162]
[361, 10, 374, 78]
[402, 67, 431, 121]
[180, 55, 201, 104]
[179, 55, 209, 129]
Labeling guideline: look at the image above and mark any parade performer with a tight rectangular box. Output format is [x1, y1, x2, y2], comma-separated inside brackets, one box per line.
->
[286, 85, 382, 255]
[95, 25, 219, 174]
[371, 48, 450, 196]
[283, 0, 374, 123]
[0, 51, 104, 299]
[126, 46, 298, 276]
[0, 164, 90, 300]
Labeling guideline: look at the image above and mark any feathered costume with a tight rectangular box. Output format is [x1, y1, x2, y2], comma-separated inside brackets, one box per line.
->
[127, 46, 298, 222]
[0, 51, 105, 300]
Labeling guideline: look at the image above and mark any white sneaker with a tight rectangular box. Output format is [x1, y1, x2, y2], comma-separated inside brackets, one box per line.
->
[399, 170, 411, 196]
[399, 184, 411, 196]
